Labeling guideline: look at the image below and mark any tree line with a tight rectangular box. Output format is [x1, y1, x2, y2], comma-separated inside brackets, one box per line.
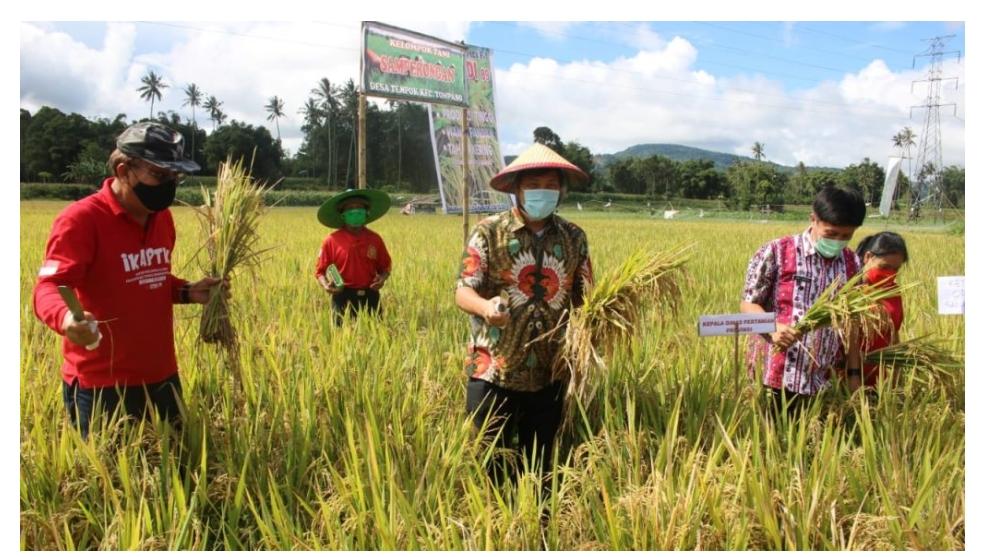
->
[21, 70, 964, 208]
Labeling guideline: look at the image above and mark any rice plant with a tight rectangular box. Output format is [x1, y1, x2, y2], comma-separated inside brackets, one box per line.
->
[19, 202, 965, 550]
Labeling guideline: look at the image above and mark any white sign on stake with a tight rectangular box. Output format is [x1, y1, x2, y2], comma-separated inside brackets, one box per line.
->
[698, 313, 777, 337]
[937, 276, 965, 315]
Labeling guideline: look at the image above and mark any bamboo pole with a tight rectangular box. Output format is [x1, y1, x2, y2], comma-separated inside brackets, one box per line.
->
[358, 92, 367, 189]
[462, 108, 470, 247]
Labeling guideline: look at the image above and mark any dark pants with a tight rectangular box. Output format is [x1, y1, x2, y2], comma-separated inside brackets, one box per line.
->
[62, 374, 183, 438]
[332, 288, 381, 325]
[466, 378, 566, 484]
[764, 387, 810, 420]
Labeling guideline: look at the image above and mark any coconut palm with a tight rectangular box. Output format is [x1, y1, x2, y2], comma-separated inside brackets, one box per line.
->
[137, 70, 168, 120]
[299, 98, 322, 178]
[751, 142, 765, 162]
[264, 96, 286, 142]
[182, 83, 203, 159]
[312, 78, 339, 185]
[299, 98, 321, 131]
[203, 96, 223, 131]
[893, 127, 918, 209]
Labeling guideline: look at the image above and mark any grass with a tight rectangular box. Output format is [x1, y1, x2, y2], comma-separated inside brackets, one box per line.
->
[20, 201, 964, 549]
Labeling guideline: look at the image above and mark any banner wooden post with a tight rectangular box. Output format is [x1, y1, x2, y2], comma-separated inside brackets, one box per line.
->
[462, 108, 470, 247]
[733, 322, 741, 397]
[358, 92, 367, 189]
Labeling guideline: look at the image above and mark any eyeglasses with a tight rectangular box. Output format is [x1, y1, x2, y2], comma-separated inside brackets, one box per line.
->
[130, 162, 182, 183]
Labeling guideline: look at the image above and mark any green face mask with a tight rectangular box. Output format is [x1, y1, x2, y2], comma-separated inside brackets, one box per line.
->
[342, 207, 368, 227]
[815, 236, 847, 258]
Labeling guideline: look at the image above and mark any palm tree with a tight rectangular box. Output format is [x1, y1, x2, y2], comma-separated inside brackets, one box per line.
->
[299, 98, 322, 178]
[203, 95, 223, 131]
[264, 96, 286, 142]
[312, 78, 339, 185]
[182, 83, 203, 159]
[137, 70, 168, 120]
[299, 98, 321, 131]
[751, 142, 765, 162]
[892, 126, 917, 172]
[892, 126, 917, 208]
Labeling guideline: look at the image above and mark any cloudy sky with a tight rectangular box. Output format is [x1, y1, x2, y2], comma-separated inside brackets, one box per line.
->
[19, 18, 966, 169]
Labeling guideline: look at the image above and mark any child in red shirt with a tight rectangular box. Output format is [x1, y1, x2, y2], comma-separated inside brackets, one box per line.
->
[315, 189, 392, 323]
[856, 231, 909, 387]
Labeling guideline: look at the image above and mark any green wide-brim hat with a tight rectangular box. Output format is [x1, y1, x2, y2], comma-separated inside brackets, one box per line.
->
[317, 189, 391, 228]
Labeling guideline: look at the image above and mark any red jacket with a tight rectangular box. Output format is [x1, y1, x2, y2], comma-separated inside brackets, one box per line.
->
[33, 178, 189, 388]
[862, 293, 904, 386]
[314, 227, 391, 289]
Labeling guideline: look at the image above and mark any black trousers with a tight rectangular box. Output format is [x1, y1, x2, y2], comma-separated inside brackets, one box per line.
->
[466, 378, 566, 484]
[764, 387, 810, 420]
[331, 287, 381, 324]
[62, 374, 183, 439]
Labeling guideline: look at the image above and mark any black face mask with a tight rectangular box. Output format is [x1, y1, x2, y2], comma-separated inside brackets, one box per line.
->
[131, 175, 178, 212]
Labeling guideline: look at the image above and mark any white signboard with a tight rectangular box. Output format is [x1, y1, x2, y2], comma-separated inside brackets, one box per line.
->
[699, 313, 777, 337]
[937, 276, 965, 315]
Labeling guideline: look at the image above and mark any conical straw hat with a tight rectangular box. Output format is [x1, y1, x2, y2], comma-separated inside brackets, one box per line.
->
[489, 143, 590, 192]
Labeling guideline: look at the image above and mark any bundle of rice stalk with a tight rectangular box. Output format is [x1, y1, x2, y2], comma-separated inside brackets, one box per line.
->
[864, 335, 963, 388]
[195, 156, 273, 347]
[550, 245, 691, 427]
[788, 272, 914, 349]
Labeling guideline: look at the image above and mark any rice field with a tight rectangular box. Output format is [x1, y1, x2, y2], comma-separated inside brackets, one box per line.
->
[20, 200, 965, 550]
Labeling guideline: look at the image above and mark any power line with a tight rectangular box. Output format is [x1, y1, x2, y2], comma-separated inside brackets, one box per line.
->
[139, 21, 358, 52]
[486, 21, 856, 84]
[798, 24, 915, 55]
[141, 20, 900, 117]
[131, 21, 914, 122]
[695, 21, 880, 64]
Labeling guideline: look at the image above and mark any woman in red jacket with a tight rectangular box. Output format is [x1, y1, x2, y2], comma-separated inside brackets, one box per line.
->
[856, 231, 909, 388]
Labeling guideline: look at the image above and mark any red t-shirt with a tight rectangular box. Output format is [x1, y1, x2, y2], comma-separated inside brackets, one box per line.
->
[33, 178, 189, 388]
[861, 293, 904, 386]
[314, 227, 391, 289]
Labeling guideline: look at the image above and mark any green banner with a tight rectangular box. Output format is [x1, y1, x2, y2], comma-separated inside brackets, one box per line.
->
[361, 22, 468, 107]
[429, 46, 510, 214]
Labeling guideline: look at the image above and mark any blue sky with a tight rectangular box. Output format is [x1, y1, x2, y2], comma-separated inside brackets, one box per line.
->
[20, 20, 966, 168]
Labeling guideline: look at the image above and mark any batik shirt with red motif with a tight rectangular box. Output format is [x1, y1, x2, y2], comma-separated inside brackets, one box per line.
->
[457, 208, 593, 392]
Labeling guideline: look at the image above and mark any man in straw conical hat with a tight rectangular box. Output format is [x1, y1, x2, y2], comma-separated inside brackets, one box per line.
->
[315, 189, 392, 324]
[455, 143, 594, 483]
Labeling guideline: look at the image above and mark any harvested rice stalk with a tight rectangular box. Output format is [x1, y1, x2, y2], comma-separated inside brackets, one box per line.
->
[865, 334, 963, 391]
[788, 272, 914, 351]
[550, 245, 691, 428]
[194, 156, 273, 347]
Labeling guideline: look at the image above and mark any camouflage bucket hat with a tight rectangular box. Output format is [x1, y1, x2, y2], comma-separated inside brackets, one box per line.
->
[116, 121, 201, 173]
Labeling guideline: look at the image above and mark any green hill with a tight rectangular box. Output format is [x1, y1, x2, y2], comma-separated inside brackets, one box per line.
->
[593, 143, 840, 173]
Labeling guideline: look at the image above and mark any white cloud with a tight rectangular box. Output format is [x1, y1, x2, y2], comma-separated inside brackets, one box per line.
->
[870, 22, 907, 32]
[19, 21, 468, 155]
[518, 21, 576, 41]
[782, 22, 797, 47]
[493, 36, 965, 168]
[19, 22, 965, 168]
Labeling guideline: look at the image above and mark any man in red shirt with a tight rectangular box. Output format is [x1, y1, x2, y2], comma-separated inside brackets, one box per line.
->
[33, 122, 223, 437]
[315, 189, 392, 324]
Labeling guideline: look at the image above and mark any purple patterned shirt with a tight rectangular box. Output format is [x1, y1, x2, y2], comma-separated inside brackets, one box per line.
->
[742, 228, 861, 395]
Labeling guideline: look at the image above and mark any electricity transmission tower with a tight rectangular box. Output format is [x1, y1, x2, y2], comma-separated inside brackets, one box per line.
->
[909, 35, 960, 220]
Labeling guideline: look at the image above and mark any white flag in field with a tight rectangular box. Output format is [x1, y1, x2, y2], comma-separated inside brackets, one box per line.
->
[879, 157, 903, 217]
